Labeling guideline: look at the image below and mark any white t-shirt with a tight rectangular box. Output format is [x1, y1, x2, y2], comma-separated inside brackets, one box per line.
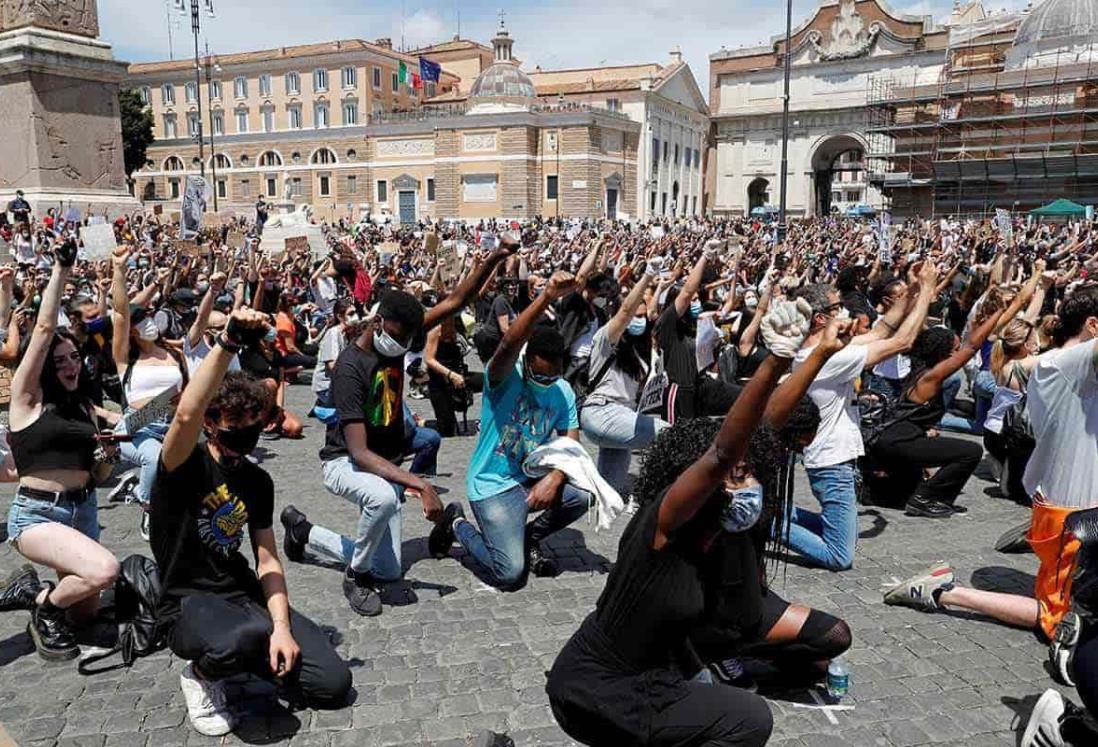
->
[314, 276, 338, 314]
[1023, 339, 1098, 507]
[795, 343, 869, 469]
[312, 326, 347, 394]
[183, 335, 240, 377]
[872, 353, 910, 381]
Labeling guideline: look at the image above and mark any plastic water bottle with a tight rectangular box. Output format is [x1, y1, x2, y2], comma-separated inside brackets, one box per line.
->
[826, 659, 849, 702]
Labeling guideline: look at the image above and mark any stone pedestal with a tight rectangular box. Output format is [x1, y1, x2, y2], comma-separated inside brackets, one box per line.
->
[0, 21, 139, 216]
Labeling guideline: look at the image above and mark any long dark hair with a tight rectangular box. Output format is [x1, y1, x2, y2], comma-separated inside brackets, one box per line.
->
[40, 328, 93, 412]
[901, 326, 956, 394]
[615, 320, 652, 381]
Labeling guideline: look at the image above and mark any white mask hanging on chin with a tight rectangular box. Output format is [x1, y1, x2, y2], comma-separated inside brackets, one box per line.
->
[136, 317, 159, 341]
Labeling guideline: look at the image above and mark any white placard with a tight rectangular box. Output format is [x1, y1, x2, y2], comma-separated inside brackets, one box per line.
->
[878, 212, 892, 264]
[123, 386, 177, 435]
[180, 176, 209, 240]
[81, 223, 117, 260]
[995, 208, 1013, 246]
[650, 226, 665, 240]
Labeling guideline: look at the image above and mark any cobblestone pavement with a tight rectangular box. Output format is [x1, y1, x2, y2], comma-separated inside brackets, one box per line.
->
[0, 379, 1069, 747]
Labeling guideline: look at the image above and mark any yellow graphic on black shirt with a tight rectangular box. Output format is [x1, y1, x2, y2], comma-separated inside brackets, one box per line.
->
[197, 483, 249, 558]
[368, 365, 403, 427]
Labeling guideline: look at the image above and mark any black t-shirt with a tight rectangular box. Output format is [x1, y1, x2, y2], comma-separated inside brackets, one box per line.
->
[149, 443, 273, 626]
[655, 305, 697, 389]
[319, 342, 405, 463]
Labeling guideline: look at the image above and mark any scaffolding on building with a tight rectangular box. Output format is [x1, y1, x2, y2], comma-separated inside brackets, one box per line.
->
[866, 14, 1098, 217]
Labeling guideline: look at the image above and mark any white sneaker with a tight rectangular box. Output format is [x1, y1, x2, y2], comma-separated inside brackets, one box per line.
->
[107, 471, 139, 504]
[1021, 689, 1065, 747]
[179, 661, 235, 736]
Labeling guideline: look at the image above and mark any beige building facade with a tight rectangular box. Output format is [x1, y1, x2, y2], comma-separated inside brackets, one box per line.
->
[127, 23, 669, 223]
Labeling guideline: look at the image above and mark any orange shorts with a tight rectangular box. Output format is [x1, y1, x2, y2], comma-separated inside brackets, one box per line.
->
[1028, 500, 1082, 640]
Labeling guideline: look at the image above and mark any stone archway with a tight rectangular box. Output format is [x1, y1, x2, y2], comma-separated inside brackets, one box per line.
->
[809, 134, 866, 217]
[747, 177, 770, 213]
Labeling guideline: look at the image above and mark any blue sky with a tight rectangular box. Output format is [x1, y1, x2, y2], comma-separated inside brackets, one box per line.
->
[100, 0, 1031, 98]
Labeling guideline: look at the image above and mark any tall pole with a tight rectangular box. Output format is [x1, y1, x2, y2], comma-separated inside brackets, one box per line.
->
[190, 0, 205, 178]
[777, 0, 794, 243]
[206, 41, 218, 211]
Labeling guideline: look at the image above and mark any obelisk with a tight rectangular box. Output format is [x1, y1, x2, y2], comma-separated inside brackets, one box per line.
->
[0, 0, 139, 215]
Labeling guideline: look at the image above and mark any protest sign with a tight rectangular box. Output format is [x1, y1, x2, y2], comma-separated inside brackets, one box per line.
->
[180, 176, 209, 240]
[81, 223, 117, 260]
[0, 235, 10, 263]
[437, 240, 460, 284]
[995, 208, 1013, 246]
[172, 239, 203, 257]
[425, 231, 440, 255]
[378, 241, 399, 268]
[153, 204, 163, 216]
[650, 226, 665, 240]
[284, 236, 309, 255]
[123, 387, 177, 435]
[878, 212, 892, 264]
[226, 230, 245, 250]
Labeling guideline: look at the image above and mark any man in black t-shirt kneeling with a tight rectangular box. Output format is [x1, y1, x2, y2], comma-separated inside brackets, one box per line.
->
[150, 308, 351, 737]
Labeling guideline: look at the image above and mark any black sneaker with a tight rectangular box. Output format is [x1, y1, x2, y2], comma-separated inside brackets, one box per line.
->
[28, 599, 79, 661]
[1051, 610, 1081, 687]
[905, 496, 954, 518]
[280, 505, 309, 563]
[527, 543, 560, 578]
[0, 564, 41, 612]
[428, 502, 465, 559]
[342, 568, 382, 617]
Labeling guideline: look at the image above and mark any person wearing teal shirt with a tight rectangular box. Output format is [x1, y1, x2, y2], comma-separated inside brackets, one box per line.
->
[429, 271, 590, 587]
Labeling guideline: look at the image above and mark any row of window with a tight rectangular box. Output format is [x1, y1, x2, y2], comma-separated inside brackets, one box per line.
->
[160, 147, 341, 172]
[157, 174, 437, 204]
[650, 138, 702, 174]
[162, 100, 372, 138]
[649, 191, 699, 216]
[143, 66, 435, 106]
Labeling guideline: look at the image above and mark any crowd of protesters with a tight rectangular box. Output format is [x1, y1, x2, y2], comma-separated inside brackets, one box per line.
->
[0, 195, 1095, 745]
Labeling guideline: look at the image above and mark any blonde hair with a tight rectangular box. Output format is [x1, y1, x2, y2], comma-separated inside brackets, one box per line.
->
[991, 317, 1033, 381]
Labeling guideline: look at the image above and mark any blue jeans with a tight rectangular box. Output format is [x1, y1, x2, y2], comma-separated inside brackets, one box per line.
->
[7, 489, 99, 544]
[939, 370, 995, 435]
[786, 461, 858, 571]
[580, 402, 669, 493]
[117, 421, 170, 505]
[455, 481, 591, 588]
[403, 402, 440, 476]
[315, 456, 405, 581]
[866, 373, 903, 401]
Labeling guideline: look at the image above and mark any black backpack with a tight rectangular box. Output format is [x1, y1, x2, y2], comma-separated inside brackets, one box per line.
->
[857, 390, 900, 450]
[79, 555, 165, 674]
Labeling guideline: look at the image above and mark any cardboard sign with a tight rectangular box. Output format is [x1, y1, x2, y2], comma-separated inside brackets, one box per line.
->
[81, 223, 117, 260]
[122, 386, 178, 435]
[172, 238, 203, 256]
[425, 231, 440, 255]
[284, 236, 309, 255]
[226, 230, 245, 250]
[153, 204, 163, 216]
[0, 235, 10, 263]
[378, 241, 399, 268]
[437, 240, 460, 285]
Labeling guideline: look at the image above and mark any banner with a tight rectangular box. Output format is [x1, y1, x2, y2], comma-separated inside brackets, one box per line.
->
[398, 60, 408, 84]
[82, 223, 118, 260]
[180, 175, 209, 240]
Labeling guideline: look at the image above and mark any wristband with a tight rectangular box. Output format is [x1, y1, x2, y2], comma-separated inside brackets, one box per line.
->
[216, 333, 242, 354]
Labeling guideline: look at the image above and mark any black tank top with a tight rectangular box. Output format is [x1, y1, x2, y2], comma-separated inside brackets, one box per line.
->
[10, 401, 97, 474]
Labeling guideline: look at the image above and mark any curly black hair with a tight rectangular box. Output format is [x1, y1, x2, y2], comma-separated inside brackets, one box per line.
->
[206, 371, 271, 424]
[904, 326, 957, 386]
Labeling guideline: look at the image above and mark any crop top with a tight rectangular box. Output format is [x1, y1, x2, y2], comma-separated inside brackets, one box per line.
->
[10, 402, 97, 474]
[124, 362, 184, 406]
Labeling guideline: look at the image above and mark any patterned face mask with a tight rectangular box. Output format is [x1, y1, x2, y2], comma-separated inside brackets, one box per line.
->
[719, 484, 763, 533]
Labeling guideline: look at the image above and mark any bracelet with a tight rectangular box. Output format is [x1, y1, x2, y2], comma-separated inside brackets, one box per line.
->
[216, 333, 242, 354]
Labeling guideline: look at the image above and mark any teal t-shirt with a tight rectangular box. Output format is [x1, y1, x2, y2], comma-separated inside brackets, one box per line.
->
[466, 362, 578, 501]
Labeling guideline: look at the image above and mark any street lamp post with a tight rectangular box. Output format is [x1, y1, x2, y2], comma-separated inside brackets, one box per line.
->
[205, 41, 221, 211]
[777, 0, 794, 243]
[179, 1, 215, 181]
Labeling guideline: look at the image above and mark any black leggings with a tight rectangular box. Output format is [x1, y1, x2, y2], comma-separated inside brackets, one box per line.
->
[982, 429, 1029, 503]
[169, 593, 351, 706]
[281, 352, 317, 370]
[873, 430, 983, 505]
[647, 682, 772, 746]
[427, 372, 485, 437]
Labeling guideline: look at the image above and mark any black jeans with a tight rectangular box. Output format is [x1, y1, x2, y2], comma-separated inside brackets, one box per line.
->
[873, 426, 983, 505]
[169, 593, 351, 706]
[282, 352, 317, 370]
[427, 371, 485, 437]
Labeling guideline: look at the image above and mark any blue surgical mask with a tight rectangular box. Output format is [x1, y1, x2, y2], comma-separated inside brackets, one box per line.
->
[263, 327, 277, 343]
[689, 299, 703, 318]
[719, 484, 763, 533]
[626, 317, 648, 337]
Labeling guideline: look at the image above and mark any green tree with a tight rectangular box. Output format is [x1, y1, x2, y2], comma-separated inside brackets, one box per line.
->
[119, 88, 155, 177]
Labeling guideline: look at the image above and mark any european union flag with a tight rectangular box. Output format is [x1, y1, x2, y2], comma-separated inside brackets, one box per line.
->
[419, 57, 441, 83]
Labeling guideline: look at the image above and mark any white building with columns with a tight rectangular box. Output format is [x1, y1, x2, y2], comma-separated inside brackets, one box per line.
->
[708, 0, 957, 217]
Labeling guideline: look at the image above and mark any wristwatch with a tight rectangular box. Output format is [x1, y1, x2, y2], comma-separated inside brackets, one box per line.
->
[216, 333, 242, 353]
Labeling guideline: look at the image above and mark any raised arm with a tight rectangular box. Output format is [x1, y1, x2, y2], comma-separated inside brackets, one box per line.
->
[574, 236, 604, 290]
[862, 262, 938, 368]
[161, 308, 269, 472]
[672, 245, 714, 317]
[487, 270, 576, 388]
[737, 277, 774, 357]
[423, 242, 513, 332]
[11, 241, 76, 415]
[654, 300, 810, 549]
[187, 271, 226, 348]
[109, 246, 132, 366]
[604, 259, 659, 345]
[910, 307, 1003, 403]
[765, 317, 850, 428]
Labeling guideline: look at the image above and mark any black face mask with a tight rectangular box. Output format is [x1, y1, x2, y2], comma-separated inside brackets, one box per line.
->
[211, 421, 264, 466]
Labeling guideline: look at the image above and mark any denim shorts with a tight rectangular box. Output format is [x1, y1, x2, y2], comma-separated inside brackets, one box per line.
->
[6, 489, 99, 545]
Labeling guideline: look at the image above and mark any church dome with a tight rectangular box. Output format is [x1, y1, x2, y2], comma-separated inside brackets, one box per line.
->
[467, 18, 536, 114]
[1007, 0, 1098, 68]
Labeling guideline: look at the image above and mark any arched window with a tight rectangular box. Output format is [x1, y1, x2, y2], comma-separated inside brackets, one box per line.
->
[258, 150, 283, 168]
[163, 156, 185, 172]
[211, 153, 232, 170]
[310, 147, 337, 165]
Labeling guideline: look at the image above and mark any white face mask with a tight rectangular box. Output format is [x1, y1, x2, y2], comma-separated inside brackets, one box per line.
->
[373, 323, 409, 358]
[136, 317, 159, 341]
